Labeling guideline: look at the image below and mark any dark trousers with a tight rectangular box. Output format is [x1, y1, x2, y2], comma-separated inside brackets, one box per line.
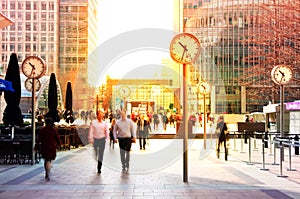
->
[139, 131, 147, 149]
[118, 138, 132, 169]
[93, 138, 106, 172]
[217, 138, 227, 161]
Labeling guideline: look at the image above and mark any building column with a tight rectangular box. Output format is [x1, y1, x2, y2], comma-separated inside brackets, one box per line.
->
[241, 86, 246, 113]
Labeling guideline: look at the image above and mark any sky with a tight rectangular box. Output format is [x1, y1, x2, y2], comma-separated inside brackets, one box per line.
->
[97, 0, 175, 81]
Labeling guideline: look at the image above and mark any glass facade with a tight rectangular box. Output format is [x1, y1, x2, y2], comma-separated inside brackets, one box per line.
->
[183, 0, 300, 114]
[59, 0, 97, 111]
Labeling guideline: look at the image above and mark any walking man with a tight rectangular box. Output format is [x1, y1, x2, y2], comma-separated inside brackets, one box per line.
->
[113, 110, 136, 172]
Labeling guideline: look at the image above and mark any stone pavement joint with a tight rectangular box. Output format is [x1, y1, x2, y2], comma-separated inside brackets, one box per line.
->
[0, 139, 299, 198]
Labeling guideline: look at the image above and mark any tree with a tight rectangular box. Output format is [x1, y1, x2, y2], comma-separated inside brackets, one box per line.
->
[240, 0, 300, 106]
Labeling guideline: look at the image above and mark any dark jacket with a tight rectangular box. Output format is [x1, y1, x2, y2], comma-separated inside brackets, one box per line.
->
[36, 125, 60, 160]
[136, 119, 151, 138]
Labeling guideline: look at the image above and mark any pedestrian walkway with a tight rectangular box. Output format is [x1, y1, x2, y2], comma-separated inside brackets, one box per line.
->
[0, 137, 299, 198]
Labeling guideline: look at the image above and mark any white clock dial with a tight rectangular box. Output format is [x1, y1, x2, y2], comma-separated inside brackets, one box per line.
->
[170, 33, 201, 64]
[118, 86, 131, 98]
[22, 56, 46, 79]
[271, 65, 293, 85]
[25, 78, 41, 92]
[198, 81, 210, 95]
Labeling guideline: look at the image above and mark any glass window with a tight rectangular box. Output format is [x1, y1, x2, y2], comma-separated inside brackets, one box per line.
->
[26, 33, 30, 41]
[26, 1, 31, 10]
[18, 44, 23, 51]
[41, 23, 46, 31]
[33, 2, 37, 10]
[26, 12, 31, 20]
[41, 3, 47, 10]
[10, 1, 16, 9]
[25, 44, 30, 52]
[26, 22, 31, 31]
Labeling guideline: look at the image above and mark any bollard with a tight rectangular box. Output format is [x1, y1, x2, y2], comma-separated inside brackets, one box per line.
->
[240, 133, 245, 153]
[295, 135, 299, 155]
[260, 136, 269, 171]
[272, 138, 279, 165]
[287, 138, 296, 171]
[253, 132, 258, 151]
[244, 130, 247, 144]
[233, 132, 238, 151]
[247, 137, 253, 165]
[269, 134, 273, 156]
[264, 132, 268, 148]
[277, 139, 288, 177]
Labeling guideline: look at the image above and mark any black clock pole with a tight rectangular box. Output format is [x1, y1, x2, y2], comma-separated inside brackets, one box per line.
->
[31, 78, 36, 165]
[183, 63, 188, 182]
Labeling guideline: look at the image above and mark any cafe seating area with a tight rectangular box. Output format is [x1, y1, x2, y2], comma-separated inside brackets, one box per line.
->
[0, 124, 89, 164]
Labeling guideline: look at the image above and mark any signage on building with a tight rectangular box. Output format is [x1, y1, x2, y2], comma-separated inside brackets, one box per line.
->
[286, 101, 300, 111]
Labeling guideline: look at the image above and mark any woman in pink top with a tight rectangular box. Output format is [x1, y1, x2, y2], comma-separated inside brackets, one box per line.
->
[88, 111, 109, 174]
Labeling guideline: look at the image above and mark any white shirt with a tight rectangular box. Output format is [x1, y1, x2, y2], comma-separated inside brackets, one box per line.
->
[113, 118, 136, 139]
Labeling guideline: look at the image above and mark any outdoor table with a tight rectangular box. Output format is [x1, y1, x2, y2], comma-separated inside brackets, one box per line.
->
[57, 126, 71, 150]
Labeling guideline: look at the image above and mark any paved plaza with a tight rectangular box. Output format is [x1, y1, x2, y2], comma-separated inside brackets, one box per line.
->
[0, 136, 299, 199]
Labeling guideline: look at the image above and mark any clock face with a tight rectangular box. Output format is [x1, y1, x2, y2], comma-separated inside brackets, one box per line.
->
[170, 33, 201, 64]
[25, 78, 41, 92]
[271, 65, 293, 85]
[22, 56, 46, 79]
[198, 81, 210, 95]
[118, 86, 131, 98]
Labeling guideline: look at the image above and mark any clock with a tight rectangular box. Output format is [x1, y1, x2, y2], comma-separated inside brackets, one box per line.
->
[170, 33, 201, 64]
[25, 78, 41, 92]
[118, 86, 131, 98]
[198, 81, 210, 95]
[21, 56, 46, 79]
[271, 65, 293, 85]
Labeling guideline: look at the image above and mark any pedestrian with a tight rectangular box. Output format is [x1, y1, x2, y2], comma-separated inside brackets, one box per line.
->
[216, 115, 228, 160]
[137, 114, 151, 150]
[162, 113, 168, 131]
[88, 111, 109, 174]
[153, 113, 159, 131]
[113, 110, 136, 172]
[34, 118, 61, 181]
[109, 118, 116, 149]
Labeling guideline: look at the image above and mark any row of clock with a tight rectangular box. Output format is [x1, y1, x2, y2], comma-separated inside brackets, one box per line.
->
[20, 35, 293, 92]
[170, 33, 293, 86]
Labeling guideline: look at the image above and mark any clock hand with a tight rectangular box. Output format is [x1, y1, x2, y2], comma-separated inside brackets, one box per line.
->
[181, 50, 187, 61]
[29, 62, 36, 69]
[30, 68, 35, 77]
[179, 42, 188, 51]
[279, 70, 285, 76]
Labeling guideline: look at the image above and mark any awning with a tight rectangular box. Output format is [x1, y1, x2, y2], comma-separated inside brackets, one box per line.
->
[0, 13, 14, 29]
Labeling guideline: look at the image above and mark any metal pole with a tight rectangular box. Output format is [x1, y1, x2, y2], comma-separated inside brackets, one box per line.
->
[287, 138, 296, 171]
[183, 63, 188, 183]
[247, 136, 253, 165]
[203, 94, 206, 149]
[31, 79, 36, 165]
[261, 136, 269, 171]
[280, 85, 285, 163]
